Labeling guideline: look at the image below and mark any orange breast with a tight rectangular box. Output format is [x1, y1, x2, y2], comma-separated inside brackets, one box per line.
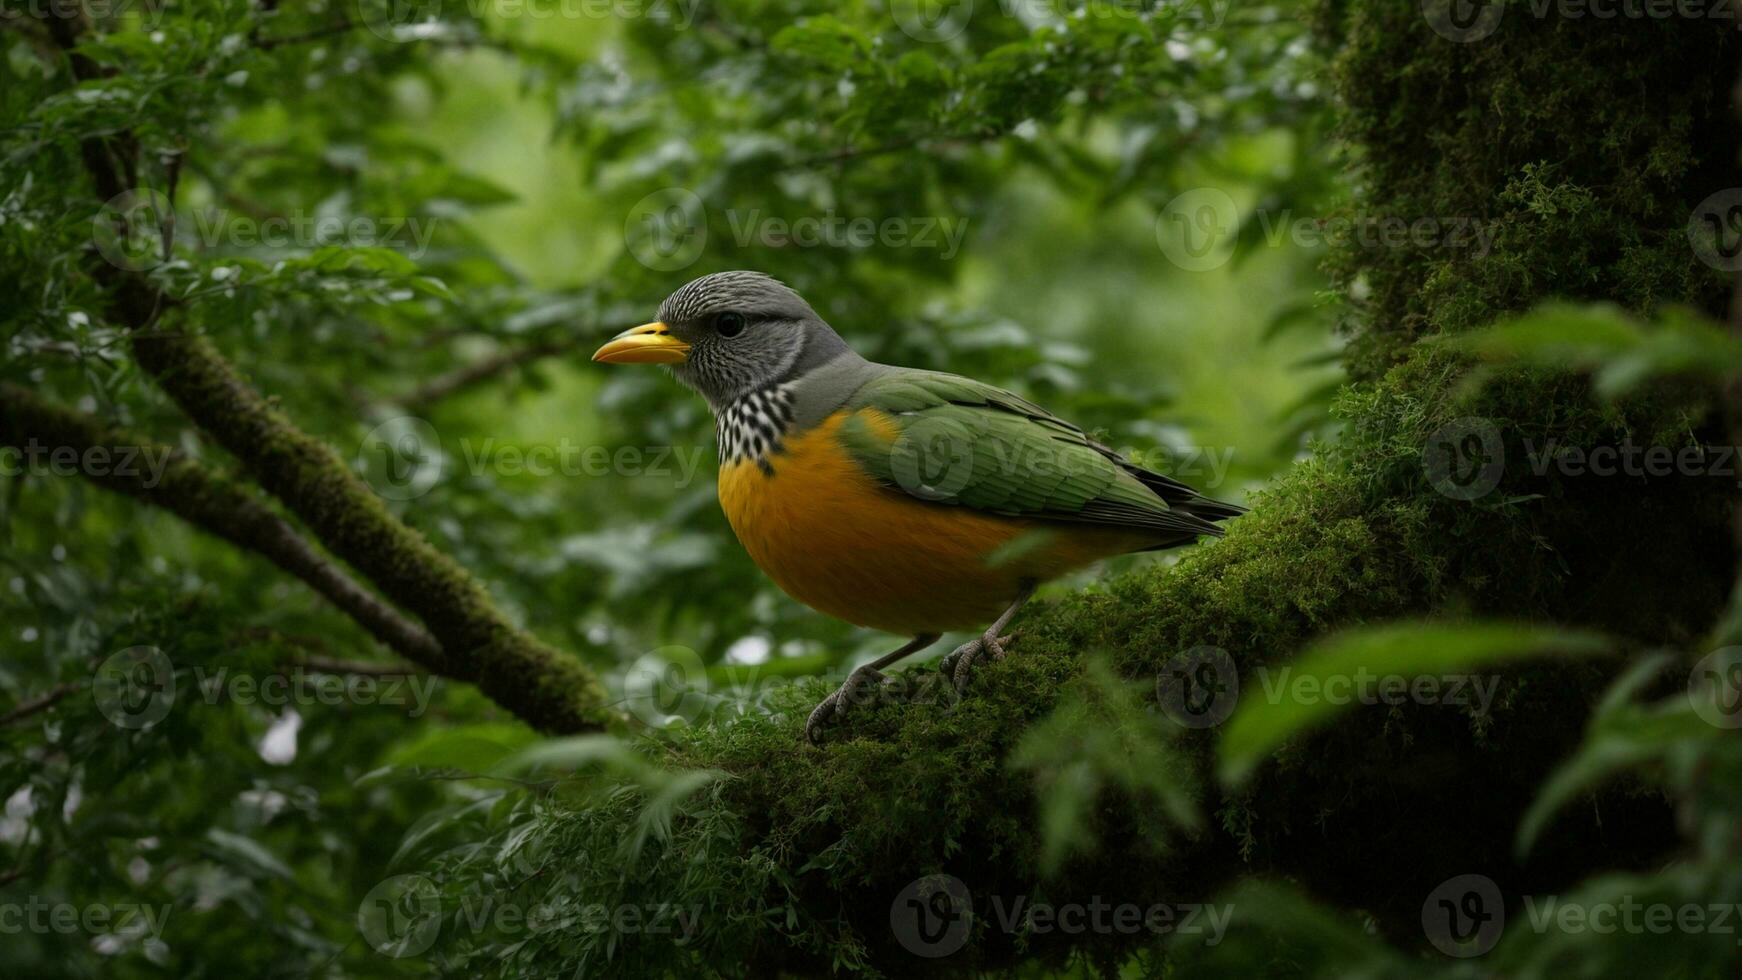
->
[717, 409, 1157, 635]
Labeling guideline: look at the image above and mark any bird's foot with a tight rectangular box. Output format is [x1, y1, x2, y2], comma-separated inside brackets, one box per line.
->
[803, 663, 887, 744]
[943, 632, 1016, 694]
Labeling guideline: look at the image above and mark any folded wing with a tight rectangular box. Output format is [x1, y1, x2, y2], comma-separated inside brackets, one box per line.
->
[837, 368, 1244, 545]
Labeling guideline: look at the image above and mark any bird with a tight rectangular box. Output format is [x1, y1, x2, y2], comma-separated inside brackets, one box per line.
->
[593, 271, 1243, 743]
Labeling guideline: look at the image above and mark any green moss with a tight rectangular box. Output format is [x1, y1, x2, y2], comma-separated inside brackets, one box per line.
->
[1323, 6, 1736, 375]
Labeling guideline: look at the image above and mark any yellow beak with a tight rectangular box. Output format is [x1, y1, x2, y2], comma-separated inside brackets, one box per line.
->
[591, 322, 690, 364]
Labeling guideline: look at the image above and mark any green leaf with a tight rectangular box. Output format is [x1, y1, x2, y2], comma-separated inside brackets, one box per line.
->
[383, 722, 537, 772]
[1009, 657, 1201, 874]
[1219, 622, 1610, 785]
[1515, 653, 1721, 856]
[204, 828, 294, 880]
[1443, 302, 1742, 397]
[1167, 880, 1407, 976]
[496, 733, 642, 775]
[432, 171, 520, 207]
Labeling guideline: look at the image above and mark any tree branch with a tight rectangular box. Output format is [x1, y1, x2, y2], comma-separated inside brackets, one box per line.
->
[0, 683, 77, 727]
[39, 5, 614, 734]
[398, 338, 577, 410]
[0, 384, 444, 667]
[119, 331, 612, 732]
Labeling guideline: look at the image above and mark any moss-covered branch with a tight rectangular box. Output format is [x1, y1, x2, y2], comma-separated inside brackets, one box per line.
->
[38, 5, 614, 734]
[125, 330, 614, 732]
[0, 382, 443, 667]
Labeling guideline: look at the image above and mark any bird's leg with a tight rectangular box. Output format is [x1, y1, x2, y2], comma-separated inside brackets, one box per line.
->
[804, 633, 940, 744]
[945, 582, 1037, 694]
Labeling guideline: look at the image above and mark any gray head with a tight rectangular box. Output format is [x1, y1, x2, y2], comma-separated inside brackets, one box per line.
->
[592, 271, 855, 408]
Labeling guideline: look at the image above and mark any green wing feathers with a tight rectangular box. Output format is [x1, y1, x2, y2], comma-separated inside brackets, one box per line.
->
[837, 369, 1244, 544]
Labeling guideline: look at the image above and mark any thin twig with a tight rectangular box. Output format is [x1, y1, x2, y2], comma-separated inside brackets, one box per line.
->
[254, 19, 357, 50]
[399, 339, 577, 409]
[0, 683, 77, 726]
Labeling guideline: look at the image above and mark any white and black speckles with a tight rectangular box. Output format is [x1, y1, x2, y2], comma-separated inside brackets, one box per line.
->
[717, 384, 796, 472]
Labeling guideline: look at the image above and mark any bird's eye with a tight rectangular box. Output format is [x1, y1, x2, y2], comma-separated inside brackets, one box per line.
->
[714, 312, 747, 338]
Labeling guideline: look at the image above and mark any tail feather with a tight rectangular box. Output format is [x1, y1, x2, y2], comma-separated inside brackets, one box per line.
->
[1124, 465, 1246, 522]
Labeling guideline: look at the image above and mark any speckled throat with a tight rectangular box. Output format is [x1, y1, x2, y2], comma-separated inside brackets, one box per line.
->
[716, 383, 796, 472]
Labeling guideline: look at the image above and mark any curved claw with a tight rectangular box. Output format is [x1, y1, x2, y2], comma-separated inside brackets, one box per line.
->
[804, 692, 840, 744]
[946, 632, 1022, 693]
[804, 665, 886, 744]
[950, 638, 983, 694]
